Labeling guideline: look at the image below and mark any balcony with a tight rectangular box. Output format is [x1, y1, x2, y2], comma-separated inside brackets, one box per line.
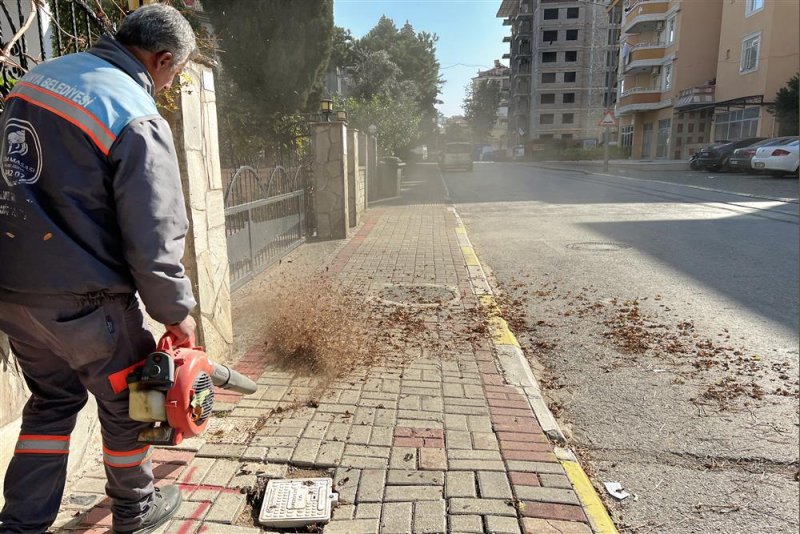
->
[615, 87, 672, 115]
[503, 36, 511, 43]
[623, 0, 669, 34]
[622, 42, 667, 73]
[674, 84, 715, 111]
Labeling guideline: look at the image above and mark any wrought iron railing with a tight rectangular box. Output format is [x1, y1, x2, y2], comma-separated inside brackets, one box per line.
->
[0, 0, 113, 112]
[224, 163, 308, 291]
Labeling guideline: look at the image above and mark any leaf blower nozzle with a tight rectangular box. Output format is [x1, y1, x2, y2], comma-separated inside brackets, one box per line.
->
[209, 362, 257, 395]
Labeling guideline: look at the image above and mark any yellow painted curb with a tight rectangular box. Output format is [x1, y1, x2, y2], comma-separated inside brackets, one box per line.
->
[562, 460, 619, 534]
[461, 246, 481, 267]
[479, 296, 521, 348]
[455, 226, 467, 235]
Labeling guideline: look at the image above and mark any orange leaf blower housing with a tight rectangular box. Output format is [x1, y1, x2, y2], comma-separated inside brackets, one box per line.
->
[112, 333, 258, 446]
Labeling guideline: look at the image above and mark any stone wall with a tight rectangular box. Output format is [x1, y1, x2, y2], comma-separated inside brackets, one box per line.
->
[357, 133, 367, 220]
[312, 122, 349, 239]
[171, 62, 233, 363]
[347, 128, 360, 228]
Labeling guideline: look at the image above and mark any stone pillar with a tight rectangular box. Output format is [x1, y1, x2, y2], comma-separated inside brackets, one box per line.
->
[312, 122, 349, 240]
[347, 128, 360, 228]
[357, 132, 368, 219]
[171, 62, 233, 363]
[366, 135, 379, 202]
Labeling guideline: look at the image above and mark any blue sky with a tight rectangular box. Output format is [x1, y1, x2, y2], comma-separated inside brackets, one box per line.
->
[334, 0, 508, 117]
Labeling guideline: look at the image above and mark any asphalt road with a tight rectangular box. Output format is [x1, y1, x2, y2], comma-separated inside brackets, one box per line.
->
[439, 162, 799, 534]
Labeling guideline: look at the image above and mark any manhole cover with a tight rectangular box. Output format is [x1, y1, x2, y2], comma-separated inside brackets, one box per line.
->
[566, 242, 631, 251]
[377, 284, 459, 307]
[259, 478, 338, 528]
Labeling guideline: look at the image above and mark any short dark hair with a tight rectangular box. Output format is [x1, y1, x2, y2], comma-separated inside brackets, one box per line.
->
[116, 4, 196, 65]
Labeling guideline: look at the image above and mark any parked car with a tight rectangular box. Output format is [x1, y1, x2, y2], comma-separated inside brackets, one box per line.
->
[751, 137, 800, 176]
[439, 142, 473, 171]
[694, 138, 765, 171]
[728, 138, 791, 172]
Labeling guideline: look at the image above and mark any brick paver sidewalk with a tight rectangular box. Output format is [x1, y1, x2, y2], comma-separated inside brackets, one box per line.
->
[53, 165, 605, 533]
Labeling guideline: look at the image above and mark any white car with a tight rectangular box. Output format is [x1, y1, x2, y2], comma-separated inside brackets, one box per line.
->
[751, 137, 799, 176]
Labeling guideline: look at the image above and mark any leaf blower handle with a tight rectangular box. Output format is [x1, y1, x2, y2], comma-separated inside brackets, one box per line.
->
[209, 361, 258, 395]
[158, 331, 196, 352]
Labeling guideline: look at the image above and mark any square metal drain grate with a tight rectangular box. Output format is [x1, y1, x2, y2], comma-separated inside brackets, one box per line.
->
[258, 477, 338, 528]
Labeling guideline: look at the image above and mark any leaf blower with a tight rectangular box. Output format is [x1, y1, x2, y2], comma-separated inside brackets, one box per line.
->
[110, 333, 258, 446]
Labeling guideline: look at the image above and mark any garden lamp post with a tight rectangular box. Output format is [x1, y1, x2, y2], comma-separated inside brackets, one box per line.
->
[320, 98, 333, 121]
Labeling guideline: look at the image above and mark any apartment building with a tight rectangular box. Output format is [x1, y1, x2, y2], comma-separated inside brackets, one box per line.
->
[498, 0, 616, 149]
[712, 0, 799, 141]
[614, 0, 799, 160]
[498, 0, 534, 148]
[614, 0, 723, 159]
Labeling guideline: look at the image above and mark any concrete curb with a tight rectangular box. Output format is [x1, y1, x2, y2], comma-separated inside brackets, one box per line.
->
[449, 208, 567, 444]
[440, 169, 619, 534]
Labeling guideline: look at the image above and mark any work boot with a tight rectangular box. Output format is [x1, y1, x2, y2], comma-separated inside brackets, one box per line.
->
[113, 485, 181, 534]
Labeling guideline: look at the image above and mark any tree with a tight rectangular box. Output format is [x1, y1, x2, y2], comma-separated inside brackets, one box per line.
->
[333, 16, 442, 140]
[203, 0, 334, 159]
[769, 74, 799, 136]
[463, 79, 501, 142]
[343, 94, 422, 157]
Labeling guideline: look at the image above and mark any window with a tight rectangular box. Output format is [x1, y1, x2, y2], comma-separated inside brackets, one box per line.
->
[541, 93, 556, 104]
[542, 72, 556, 83]
[563, 93, 575, 103]
[746, 0, 764, 16]
[564, 72, 577, 83]
[566, 7, 579, 19]
[688, 123, 694, 133]
[540, 114, 555, 125]
[566, 29, 578, 41]
[540, 134, 555, 140]
[714, 107, 760, 140]
[562, 134, 574, 140]
[677, 123, 683, 133]
[666, 17, 676, 44]
[740, 33, 760, 73]
[543, 30, 558, 42]
[542, 52, 557, 63]
[565, 51, 577, 62]
[662, 63, 672, 91]
[562, 113, 574, 124]
[543, 8, 559, 20]
[699, 123, 705, 132]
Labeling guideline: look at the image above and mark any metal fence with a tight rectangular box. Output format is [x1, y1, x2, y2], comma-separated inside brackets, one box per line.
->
[224, 164, 307, 291]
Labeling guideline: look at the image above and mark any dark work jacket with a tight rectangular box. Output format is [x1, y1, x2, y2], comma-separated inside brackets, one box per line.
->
[0, 36, 195, 325]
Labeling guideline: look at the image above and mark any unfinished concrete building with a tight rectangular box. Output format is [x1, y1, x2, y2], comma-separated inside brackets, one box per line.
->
[498, 0, 618, 149]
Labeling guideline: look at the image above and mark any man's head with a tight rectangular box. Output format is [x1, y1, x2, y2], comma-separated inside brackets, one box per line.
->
[116, 4, 196, 92]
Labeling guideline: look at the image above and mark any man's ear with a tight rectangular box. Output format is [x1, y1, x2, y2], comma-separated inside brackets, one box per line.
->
[155, 50, 174, 70]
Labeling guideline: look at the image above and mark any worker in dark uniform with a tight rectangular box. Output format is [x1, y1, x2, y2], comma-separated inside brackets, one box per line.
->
[0, 5, 197, 533]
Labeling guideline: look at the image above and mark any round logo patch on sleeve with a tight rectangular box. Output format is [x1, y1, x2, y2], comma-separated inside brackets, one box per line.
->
[2, 118, 43, 186]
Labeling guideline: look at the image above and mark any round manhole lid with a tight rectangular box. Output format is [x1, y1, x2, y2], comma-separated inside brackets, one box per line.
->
[377, 284, 459, 307]
[566, 242, 631, 251]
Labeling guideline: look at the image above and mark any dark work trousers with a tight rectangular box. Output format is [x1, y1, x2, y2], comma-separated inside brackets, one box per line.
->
[0, 295, 157, 533]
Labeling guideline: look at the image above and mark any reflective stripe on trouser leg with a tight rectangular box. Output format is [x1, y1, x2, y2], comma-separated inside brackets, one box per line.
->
[103, 444, 152, 468]
[15, 434, 70, 455]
